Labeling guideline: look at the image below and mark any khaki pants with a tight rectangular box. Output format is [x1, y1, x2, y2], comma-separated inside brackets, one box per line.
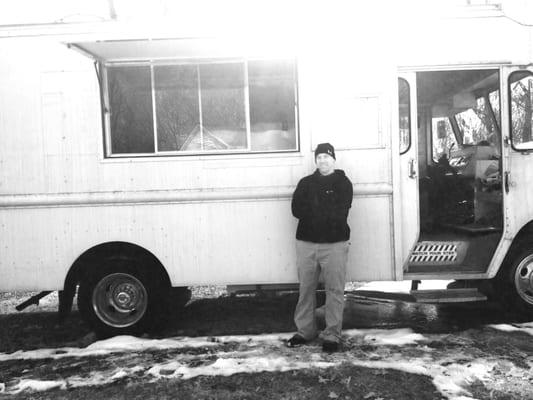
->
[294, 240, 349, 343]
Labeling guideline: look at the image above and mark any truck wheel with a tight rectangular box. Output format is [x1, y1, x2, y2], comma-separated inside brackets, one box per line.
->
[78, 258, 166, 336]
[496, 248, 533, 316]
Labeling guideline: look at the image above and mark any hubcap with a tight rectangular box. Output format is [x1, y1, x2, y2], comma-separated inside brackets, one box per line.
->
[92, 273, 148, 328]
[514, 255, 533, 306]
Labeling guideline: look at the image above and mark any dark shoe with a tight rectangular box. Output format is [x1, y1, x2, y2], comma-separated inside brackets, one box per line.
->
[322, 340, 339, 353]
[287, 334, 307, 348]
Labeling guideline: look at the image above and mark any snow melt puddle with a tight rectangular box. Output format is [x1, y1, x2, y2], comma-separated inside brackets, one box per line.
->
[0, 327, 525, 400]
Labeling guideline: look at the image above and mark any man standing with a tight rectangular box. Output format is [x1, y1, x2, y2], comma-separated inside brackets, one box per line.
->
[288, 143, 353, 352]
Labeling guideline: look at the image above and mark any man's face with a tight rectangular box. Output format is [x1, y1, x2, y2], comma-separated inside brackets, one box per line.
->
[316, 153, 335, 175]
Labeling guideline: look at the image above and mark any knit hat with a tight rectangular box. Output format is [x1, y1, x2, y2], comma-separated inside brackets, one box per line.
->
[315, 142, 336, 160]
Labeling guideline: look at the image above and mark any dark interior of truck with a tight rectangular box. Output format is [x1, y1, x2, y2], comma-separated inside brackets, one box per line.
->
[406, 69, 503, 273]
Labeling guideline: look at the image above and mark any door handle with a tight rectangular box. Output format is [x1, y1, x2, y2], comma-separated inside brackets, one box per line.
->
[408, 158, 417, 179]
[504, 171, 510, 193]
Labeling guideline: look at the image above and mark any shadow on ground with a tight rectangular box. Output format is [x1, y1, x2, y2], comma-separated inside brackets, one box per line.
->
[0, 291, 529, 353]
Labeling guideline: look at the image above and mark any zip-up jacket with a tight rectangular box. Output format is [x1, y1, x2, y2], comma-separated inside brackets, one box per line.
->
[291, 169, 353, 243]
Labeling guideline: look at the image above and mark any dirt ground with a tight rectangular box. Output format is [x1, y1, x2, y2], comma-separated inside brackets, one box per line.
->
[0, 288, 532, 400]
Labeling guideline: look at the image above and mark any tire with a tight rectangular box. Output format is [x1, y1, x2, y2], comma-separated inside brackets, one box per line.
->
[496, 247, 533, 316]
[78, 256, 168, 337]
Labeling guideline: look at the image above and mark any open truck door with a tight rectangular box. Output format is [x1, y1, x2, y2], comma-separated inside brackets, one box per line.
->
[397, 73, 420, 271]
[403, 68, 504, 303]
[494, 66, 533, 312]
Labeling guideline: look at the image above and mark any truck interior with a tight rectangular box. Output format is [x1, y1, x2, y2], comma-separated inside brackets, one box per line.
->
[404, 69, 503, 275]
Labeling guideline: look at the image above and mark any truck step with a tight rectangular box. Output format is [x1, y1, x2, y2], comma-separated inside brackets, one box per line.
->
[409, 241, 468, 266]
[410, 288, 487, 303]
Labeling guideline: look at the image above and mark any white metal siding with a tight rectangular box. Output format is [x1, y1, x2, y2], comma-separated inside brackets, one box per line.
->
[0, 35, 397, 291]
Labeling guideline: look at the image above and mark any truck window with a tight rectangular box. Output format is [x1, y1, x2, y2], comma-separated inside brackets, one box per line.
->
[509, 71, 533, 150]
[432, 117, 457, 162]
[398, 78, 411, 154]
[108, 65, 155, 154]
[454, 94, 499, 146]
[105, 59, 298, 157]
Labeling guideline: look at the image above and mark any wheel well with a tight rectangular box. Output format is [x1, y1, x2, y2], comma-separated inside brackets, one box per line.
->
[60, 242, 170, 317]
[506, 221, 533, 257]
[496, 221, 533, 280]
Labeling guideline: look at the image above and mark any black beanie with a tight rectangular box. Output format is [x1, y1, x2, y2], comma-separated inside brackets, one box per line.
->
[315, 142, 335, 160]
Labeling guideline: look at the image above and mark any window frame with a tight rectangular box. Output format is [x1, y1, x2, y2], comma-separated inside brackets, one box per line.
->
[508, 70, 533, 152]
[101, 58, 300, 158]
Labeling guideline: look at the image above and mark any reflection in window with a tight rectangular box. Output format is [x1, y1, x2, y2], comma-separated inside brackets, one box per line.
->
[105, 60, 298, 156]
[509, 71, 533, 149]
[199, 63, 246, 151]
[454, 95, 499, 146]
[398, 78, 410, 154]
[155, 64, 199, 151]
[249, 60, 296, 151]
[489, 90, 500, 128]
[108, 66, 154, 154]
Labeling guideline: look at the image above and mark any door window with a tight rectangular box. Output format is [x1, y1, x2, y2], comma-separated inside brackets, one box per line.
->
[398, 78, 411, 154]
[509, 71, 533, 150]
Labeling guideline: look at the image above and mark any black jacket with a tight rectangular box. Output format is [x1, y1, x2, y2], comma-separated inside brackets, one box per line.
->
[291, 169, 353, 243]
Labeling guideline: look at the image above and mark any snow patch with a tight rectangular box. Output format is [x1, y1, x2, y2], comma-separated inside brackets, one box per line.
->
[344, 328, 427, 346]
[86, 335, 218, 351]
[348, 356, 494, 400]
[65, 366, 144, 389]
[11, 379, 66, 394]
[0, 335, 219, 362]
[148, 356, 336, 380]
[489, 322, 533, 337]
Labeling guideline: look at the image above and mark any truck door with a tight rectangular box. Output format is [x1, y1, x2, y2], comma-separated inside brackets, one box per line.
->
[398, 73, 420, 269]
[502, 66, 533, 255]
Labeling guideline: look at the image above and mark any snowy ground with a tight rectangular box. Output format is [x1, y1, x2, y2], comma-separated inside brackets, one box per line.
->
[0, 324, 532, 399]
[1, 284, 532, 399]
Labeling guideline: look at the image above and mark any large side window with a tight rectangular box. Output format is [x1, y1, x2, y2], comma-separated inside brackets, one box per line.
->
[509, 71, 533, 150]
[105, 59, 298, 157]
[398, 78, 411, 154]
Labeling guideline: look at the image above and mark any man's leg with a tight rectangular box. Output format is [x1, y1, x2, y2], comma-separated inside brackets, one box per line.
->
[318, 241, 349, 343]
[294, 240, 320, 340]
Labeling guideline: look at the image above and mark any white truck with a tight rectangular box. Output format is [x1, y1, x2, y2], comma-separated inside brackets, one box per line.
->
[1, 1, 533, 335]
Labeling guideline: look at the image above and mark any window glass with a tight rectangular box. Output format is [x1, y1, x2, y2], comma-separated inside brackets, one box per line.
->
[454, 96, 498, 146]
[509, 71, 533, 150]
[108, 66, 154, 154]
[489, 90, 500, 128]
[154, 65, 199, 152]
[249, 60, 297, 151]
[398, 78, 410, 154]
[197, 63, 246, 151]
[105, 59, 298, 156]
[432, 117, 457, 162]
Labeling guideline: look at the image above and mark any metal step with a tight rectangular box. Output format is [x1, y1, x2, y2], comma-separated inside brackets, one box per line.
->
[410, 288, 487, 303]
[409, 241, 468, 266]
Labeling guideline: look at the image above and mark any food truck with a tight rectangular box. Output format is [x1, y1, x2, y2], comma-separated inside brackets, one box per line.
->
[1, 0, 533, 334]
